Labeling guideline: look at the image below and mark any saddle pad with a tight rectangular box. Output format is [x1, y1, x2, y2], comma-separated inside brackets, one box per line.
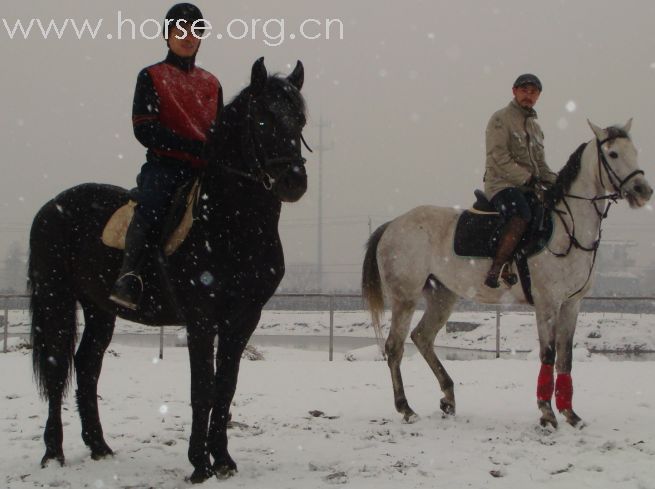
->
[102, 180, 200, 256]
[453, 209, 554, 259]
[453, 210, 502, 258]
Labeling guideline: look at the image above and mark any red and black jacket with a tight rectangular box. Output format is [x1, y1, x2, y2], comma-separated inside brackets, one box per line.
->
[132, 50, 223, 168]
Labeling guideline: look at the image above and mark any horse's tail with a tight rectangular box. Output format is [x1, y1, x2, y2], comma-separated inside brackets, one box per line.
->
[29, 202, 78, 400]
[362, 221, 391, 351]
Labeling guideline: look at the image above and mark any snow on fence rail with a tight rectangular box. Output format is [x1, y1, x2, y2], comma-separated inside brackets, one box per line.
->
[2, 293, 655, 358]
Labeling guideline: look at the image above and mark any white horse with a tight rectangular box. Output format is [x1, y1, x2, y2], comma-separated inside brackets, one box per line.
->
[362, 120, 652, 428]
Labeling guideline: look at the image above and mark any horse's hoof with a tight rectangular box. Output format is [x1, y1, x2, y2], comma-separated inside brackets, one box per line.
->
[213, 457, 238, 480]
[186, 466, 214, 484]
[91, 449, 114, 461]
[90, 442, 114, 460]
[440, 398, 456, 416]
[214, 465, 238, 480]
[539, 415, 558, 429]
[402, 412, 419, 424]
[40, 452, 65, 468]
[561, 409, 584, 428]
[537, 400, 558, 429]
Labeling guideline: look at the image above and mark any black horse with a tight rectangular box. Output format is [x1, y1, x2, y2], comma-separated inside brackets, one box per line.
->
[28, 58, 308, 483]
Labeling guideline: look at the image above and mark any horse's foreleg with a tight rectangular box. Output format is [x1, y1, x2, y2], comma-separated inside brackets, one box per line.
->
[410, 282, 458, 416]
[386, 300, 417, 423]
[555, 299, 583, 427]
[207, 312, 260, 479]
[186, 326, 216, 484]
[535, 301, 559, 428]
[74, 303, 116, 460]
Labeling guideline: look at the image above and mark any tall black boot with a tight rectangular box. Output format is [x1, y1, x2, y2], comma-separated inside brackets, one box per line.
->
[484, 216, 528, 288]
[109, 213, 152, 310]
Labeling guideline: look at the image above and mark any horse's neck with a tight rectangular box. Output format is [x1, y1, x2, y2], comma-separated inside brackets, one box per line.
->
[552, 140, 606, 247]
[201, 110, 281, 228]
[201, 168, 281, 224]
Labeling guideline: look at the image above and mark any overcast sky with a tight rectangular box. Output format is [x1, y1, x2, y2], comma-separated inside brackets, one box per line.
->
[3, 0, 655, 289]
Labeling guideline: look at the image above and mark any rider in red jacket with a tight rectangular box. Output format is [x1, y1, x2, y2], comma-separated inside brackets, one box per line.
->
[110, 3, 223, 310]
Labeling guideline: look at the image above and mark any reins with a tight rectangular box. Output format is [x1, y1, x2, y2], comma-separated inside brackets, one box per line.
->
[547, 134, 642, 298]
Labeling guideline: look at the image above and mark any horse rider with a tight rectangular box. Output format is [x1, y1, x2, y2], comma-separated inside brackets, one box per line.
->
[110, 3, 223, 310]
[483, 74, 557, 288]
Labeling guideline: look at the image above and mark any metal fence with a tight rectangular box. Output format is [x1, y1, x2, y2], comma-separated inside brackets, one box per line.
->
[2, 293, 655, 359]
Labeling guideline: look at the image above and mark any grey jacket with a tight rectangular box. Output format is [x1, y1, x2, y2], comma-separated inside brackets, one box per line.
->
[483, 99, 557, 199]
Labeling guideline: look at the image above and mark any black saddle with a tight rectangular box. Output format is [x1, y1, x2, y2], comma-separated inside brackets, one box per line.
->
[454, 190, 552, 259]
[454, 190, 554, 303]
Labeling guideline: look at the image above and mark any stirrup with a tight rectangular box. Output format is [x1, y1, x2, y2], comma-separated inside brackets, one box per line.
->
[485, 262, 517, 289]
[109, 272, 144, 310]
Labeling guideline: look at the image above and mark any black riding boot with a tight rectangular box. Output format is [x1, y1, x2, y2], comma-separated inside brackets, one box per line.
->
[484, 216, 528, 288]
[109, 213, 152, 310]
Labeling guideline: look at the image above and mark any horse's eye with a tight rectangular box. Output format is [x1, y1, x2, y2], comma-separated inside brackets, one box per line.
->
[609, 151, 618, 159]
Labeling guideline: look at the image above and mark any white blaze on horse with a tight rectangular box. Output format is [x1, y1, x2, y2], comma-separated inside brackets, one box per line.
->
[362, 120, 652, 428]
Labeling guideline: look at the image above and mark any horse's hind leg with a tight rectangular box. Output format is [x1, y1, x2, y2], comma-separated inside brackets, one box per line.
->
[34, 295, 77, 468]
[74, 301, 116, 459]
[410, 279, 458, 416]
[386, 300, 417, 423]
[554, 299, 583, 427]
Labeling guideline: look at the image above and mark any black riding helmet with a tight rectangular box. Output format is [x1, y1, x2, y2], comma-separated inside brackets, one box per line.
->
[164, 3, 206, 37]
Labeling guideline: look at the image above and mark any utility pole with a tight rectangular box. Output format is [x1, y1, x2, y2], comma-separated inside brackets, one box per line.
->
[316, 116, 333, 292]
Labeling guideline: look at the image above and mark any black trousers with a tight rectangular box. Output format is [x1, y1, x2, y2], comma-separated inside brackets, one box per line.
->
[490, 188, 537, 222]
[134, 161, 194, 228]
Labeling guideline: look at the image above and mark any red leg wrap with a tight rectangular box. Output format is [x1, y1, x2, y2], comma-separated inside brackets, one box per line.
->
[555, 373, 573, 411]
[536, 363, 554, 401]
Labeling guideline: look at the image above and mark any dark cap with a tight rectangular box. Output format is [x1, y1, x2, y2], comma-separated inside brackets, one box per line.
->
[165, 3, 205, 31]
[513, 73, 542, 92]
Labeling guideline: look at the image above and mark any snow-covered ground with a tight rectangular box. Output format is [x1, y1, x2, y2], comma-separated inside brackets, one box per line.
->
[2, 343, 655, 488]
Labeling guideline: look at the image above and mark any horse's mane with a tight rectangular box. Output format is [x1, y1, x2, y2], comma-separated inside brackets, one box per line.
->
[262, 74, 307, 118]
[605, 126, 630, 141]
[549, 142, 588, 203]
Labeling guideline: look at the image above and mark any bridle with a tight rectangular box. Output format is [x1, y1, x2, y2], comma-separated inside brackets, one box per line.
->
[548, 133, 643, 297]
[221, 93, 311, 190]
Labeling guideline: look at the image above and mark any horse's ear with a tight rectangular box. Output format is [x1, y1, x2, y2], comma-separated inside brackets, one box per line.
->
[251, 57, 267, 95]
[587, 119, 605, 141]
[623, 118, 633, 134]
[287, 60, 304, 90]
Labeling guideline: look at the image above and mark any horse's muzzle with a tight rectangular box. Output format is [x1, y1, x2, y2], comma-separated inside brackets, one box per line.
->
[624, 175, 653, 208]
[275, 164, 308, 203]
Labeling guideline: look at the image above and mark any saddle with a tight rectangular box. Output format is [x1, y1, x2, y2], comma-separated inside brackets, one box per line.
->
[102, 178, 201, 256]
[453, 190, 553, 303]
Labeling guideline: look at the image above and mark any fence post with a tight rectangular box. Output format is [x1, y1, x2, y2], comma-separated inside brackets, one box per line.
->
[159, 326, 164, 360]
[3, 302, 8, 354]
[495, 306, 501, 359]
[329, 295, 334, 361]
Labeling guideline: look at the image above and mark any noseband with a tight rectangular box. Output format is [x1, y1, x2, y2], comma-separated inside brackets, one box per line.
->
[596, 136, 644, 197]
